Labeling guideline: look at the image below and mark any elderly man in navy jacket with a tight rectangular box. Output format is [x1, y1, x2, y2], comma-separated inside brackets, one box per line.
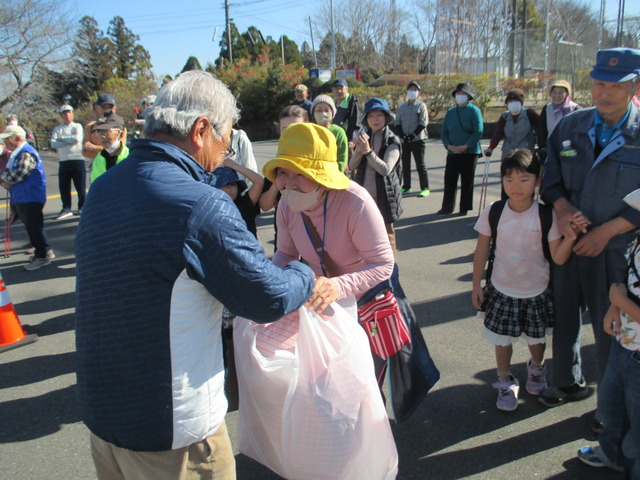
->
[75, 71, 315, 479]
[540, 48, 640, 420]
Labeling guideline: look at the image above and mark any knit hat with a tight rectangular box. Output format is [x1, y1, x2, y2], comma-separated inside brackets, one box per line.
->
[311, 94, 337, 117]
[262, 123, 350, 190]
[361, 98, 395, 126]
[211, 166, 240, 189]
[590, 48, 640, 83]
[505, 89, 525, 104]
[452, 82, 476, 100]
[549, 80, 572, 97]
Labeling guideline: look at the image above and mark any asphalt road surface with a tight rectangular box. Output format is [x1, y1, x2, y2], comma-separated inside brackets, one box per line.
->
[0, 141, 617, 480]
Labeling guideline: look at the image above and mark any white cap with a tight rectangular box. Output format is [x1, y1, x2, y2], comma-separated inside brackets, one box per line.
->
[0, 125, 27, 140]
[59, 104, 73, 113]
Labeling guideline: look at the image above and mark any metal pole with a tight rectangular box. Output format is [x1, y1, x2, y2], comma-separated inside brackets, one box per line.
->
[330, 0, 336, 69]
[544, 0, 551, 79]
[225, 0, 233, 62]
[308, 17, 318, 68]
[281, 36, 285, 65]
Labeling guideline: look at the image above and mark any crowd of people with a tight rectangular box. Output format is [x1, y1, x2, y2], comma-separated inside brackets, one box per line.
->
[0, 46, 639, 479]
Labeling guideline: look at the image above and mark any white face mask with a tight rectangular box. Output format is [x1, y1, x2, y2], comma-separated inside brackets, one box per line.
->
[7, 120, 17, 126]
[314, 111, 331, 126]
[407, 90, 419, 101]
[281, 186, 324, 213]
[455, 94, 468, 106]
[507, 101, 523, 115]
[105, 140, 121, 154]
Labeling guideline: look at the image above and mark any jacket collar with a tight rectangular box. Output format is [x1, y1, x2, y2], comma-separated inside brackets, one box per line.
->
[129, 138, 207, 181]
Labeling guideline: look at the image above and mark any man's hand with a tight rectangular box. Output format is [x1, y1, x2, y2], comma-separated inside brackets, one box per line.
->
[573, 224, 612, 257]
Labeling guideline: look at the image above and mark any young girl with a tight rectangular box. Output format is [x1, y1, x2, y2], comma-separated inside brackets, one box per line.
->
[472, 149, 587, 411]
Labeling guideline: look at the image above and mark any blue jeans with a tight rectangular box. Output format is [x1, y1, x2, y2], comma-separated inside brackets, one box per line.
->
[598, 339, 640, 479]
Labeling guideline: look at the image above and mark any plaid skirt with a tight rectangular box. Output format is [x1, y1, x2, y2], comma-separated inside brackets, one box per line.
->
[482, 282, 554, 339]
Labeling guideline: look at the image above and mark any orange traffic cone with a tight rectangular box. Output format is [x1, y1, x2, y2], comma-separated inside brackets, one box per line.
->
[0, 272, 37, 353]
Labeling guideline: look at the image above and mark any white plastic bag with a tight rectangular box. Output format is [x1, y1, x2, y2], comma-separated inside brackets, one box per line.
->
[234, 302, 398, 480]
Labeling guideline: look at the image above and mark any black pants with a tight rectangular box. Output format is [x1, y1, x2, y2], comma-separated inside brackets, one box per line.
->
[401, 140, 429, 190]
[15, 203, 49, 258]
[441, 153, 478, 213]
[58, 160, 86, 211]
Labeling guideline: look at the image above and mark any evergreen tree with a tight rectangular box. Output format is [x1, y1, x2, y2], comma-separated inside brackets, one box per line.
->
[181, 56, 203, 73]
[107, 16, 152, 80]
[73, 16, 113, 98]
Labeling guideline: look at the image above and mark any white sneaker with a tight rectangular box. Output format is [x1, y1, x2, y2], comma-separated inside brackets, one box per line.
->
[29, 250, 55, 261]
[56, 209, 73, 220]
[24, 257, 51, 271]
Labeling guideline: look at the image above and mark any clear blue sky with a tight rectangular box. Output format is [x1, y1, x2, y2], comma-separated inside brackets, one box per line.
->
[83, 0, 318, 79]
[81, 0, 638, 81]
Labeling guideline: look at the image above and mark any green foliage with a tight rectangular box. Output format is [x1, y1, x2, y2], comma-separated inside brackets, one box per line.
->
[181, 56, 203, 74]
[107, 16, 153, 80]
[215, 58, 307, 125]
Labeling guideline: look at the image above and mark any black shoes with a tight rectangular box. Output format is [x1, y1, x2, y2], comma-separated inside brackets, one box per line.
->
[538, 379, 590, 408]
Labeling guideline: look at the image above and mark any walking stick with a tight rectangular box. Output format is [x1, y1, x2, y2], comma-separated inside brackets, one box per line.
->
[4, 192, 11, 258]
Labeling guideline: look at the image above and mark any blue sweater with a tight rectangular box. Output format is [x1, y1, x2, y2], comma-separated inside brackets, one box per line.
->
[75, 138, 314, 451]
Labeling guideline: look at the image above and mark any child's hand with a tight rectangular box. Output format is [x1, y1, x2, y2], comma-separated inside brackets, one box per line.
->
[569, 211, 590, 234]
[471, 286, 484, 311]
[603, 303, 621, 336]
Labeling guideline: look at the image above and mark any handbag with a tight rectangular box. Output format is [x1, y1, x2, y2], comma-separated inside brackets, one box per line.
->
[358, 288, 411, 360]
[302, 211, 410, 360]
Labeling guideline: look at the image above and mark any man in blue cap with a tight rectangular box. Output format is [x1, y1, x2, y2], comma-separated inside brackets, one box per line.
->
[331, 79, 361, 153]
[540, 48, 640, 423]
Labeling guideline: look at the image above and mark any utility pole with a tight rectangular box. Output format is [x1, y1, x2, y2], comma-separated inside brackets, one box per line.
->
[225, 0, 233, 62]
[308, 17, 318, 68]
[616, 0, 626, 46]
[330, 0, 336, 70]
[508, 0, 516, 77]
[519, 0, 527, 77]
[281, 36, 285, 65]
[598, 0, 606, 49]
[544, 0, 551, 79]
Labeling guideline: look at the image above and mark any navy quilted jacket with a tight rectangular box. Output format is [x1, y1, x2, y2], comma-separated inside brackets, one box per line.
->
[75, 139, 314, 451]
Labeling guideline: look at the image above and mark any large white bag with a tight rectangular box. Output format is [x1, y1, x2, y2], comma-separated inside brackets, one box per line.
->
[234, 302, 398, 480]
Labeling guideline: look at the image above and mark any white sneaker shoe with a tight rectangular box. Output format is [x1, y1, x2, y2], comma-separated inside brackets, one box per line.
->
[29, 250, 55, 261]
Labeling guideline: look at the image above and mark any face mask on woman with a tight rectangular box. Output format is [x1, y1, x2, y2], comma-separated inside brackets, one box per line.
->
[282, 186, 324, 212]
[314, 111, 331, 126]
[507, 101, 522, 115]
[455, 94, 468, 106]
[407, 90, 419, 101]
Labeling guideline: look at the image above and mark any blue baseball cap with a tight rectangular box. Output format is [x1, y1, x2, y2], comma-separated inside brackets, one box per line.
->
[211, 166, 240, 189]
[332, 79, 348, 88]
[590, 48, 640, 83]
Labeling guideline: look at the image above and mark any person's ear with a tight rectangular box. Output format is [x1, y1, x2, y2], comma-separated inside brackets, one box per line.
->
[189, 117, 210, 149]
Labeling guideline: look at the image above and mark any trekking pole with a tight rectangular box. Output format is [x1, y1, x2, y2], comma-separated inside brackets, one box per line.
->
[4, 192, 11, 258]
[478, 151, 491, 216]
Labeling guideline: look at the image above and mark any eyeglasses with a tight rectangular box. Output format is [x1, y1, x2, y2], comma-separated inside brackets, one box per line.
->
[97, 129, 121, 137]
[223, 146, 236, 161]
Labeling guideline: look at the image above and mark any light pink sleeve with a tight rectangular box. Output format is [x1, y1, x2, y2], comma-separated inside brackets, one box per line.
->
[332, 190, 394, 299]
[474, 203, 492, 237]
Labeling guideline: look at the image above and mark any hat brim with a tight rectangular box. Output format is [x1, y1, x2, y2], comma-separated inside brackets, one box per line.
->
[360, 110, 395, 126]
[590, 69, 638, 83]
[452, 89, 474, 100]
[263, 157, 350, 190]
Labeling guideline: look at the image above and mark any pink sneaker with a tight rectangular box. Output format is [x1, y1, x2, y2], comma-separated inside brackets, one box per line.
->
[526, 360, 547, 395]
[492, 376, 520, 411]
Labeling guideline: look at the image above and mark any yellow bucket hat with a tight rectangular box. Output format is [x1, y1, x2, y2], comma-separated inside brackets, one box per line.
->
[262, 123, 350, 190]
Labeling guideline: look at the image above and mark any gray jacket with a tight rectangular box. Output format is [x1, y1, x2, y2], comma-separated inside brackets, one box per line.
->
[395, 100, 428, 141]
[541, 104, 640, 251]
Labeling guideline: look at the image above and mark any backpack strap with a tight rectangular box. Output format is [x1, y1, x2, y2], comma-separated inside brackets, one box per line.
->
[486, 199, 507, 282]
[538, 203, 553, 265]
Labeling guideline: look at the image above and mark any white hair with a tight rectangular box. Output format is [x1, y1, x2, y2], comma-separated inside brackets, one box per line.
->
[144, 71, 240, 141]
